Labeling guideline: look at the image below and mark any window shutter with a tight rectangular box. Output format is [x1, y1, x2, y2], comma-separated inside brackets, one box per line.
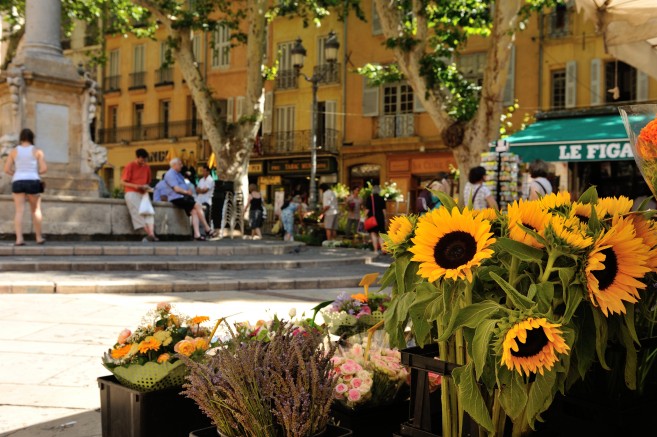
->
[362, 78, 379, 117]
[565, 60, 577, 108]
[226, 97, 234, 122]
[372, 3, 382, 35]
[262, 92, 273, 134]
[502, 44, 516, 106]
[590, 58, 601, 106]
[236, 96, 245, 121]
[413, 90, 426, 113]
[637, 70, 649, 102]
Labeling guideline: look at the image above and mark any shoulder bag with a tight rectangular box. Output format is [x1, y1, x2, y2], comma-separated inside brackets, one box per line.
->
[364, 195, 378, 232]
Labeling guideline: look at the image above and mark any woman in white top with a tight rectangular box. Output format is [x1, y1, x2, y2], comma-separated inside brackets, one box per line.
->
[3, 129, 47, 246]
[463, 166, 498, 211]
[527, 159, 553, 200]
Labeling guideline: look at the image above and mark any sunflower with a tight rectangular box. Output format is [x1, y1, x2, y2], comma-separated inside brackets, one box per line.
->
[631, 214, 657, 270]
[596, 196, 633, 218]
[570, 201, 594, 225]
[138, 336, 162, 354]
[586, 216, 651, 316]
[501, 317, 570, 376]
[473, 208, 498, 222]
[386, 215, 414, 245]
[506, 200, 551, 248]
[539, 191, 572, 212]
[409, 206, 495, 282]
[547, 214, 592, 250]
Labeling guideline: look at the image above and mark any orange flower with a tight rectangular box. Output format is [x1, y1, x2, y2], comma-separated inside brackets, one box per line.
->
[636, 138, 657, 160]
[193, 337, 209, 351]
[350, 293, 368, 303]
[138, 336, 161, 354]
[157, 353, 171, 363]
[639, 117, 657, 144]
[174, 339, 196, 356]
[111, 343, 133, 359]
[190, 316, 210, 325]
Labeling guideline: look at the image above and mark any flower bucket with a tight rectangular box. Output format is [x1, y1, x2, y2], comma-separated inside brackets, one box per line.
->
[330, 400, 409, 437]
[103, 359, 188, 392]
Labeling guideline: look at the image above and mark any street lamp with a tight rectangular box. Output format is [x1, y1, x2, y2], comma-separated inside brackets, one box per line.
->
[291, 30, 339, 211]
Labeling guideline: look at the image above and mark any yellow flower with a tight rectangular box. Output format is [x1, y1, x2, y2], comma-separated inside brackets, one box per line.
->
[631, 214, 657, 270]
[174, 339, 196, 356]
[409, 206, 495, 282]
[539, 191, 572, 212]
[473, 208, 498, 222]
[190, 316, 210, 325]
[387, 215, 414, 245]
[586, 215, 651, 316]
[570, 201, 594, 224]
[596, 196, 633, 218]
[168, 315, 180, 327]
[193, 337, 209, 351]
[501, 317, 570, 377]
[157, 353, 171, 363]
[350, 293, 368, 303]
[138, 336, 162, 354]
[547, 214, 593, 250]
[153, 330, 172, 347]
[111, 343, 133, 359]
[506, 200, 551, 248]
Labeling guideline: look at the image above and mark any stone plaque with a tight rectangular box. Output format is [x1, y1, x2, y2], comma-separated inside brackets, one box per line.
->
[36, 102, 69, 163]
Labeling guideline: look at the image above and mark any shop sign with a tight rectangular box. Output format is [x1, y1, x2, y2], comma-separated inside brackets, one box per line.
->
[510, 141, 633, 163]
[258, 176, 282, 185]
[149, 150, 170, 163]
[249, 162, 264, 174]
[267, 157, 336, 174]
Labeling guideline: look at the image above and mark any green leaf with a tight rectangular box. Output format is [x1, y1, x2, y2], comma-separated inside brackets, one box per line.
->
[536, 282, 554, 314]
[620, 321, 638, 390]
[495, 237, 544, 262]
[378, 263, 396, 292]
[525, 370, 557, 430]
[407, 283, 441, 347]
[558, 267, 575, 292]
[498, 372, 528, 421]
[384, 298, 405, 349]
[489, 272, 534, 311]
[452, 362, 494, 432]
[472, 319, 497, 380]
[574, 307, 596, 380]
[591, 307, 610, 370]
[394, 253, 413, 294]
[637, 196, 655, 211]
[438, 301, 503, 342]
[435, 191, 458, 211]
[561, 284, 583, 325]
[623, 303, 639, 345]
[578, 186, 599, 204]
[403, 261, 420, 294]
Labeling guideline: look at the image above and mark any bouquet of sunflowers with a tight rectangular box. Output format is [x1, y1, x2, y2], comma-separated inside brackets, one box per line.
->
[381, 189, 657, 435]
[102, 302, 212, 391]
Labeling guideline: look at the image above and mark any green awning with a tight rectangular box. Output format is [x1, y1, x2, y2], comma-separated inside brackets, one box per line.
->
[505, 114, 633, 162]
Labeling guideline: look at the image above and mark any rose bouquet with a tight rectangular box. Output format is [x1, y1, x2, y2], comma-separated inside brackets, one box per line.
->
[331, 342, 408, 409]
[102, 302, 211, 391]
[381, 189, 657, 435]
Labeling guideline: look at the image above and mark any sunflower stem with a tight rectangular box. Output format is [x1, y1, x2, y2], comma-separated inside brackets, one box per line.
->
[509, 255, 520, 287]
[540, 251, 558, 283]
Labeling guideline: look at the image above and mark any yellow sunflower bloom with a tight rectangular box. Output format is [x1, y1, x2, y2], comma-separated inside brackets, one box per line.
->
[596, 196, 633, 218]
[409, 207, 495, 283]
[501, 317, 570, 376]
[474, 208, 498, 222]
[111, 343, 133, 359]
[387, 215, 414, 245]
[138, 336, 162, 354]
[507, 200, 551, 248]
[586, 216, 651, 316]
[631, 215, 657, 270]
[570, 201, 594, 225]
[539, 191, 572, 212]
[190, 316, 210, 325]
[548, 214, 593, 250]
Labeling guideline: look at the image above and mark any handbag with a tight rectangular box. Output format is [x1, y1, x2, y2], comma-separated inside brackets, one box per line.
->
[138, 193, 155, 216]
[364, 195, 378, 232]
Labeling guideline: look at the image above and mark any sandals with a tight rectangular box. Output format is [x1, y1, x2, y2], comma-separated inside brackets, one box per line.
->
[208, 229, 220, 239]
[194, 236, 207, 241]
[14, 242, 25, 246]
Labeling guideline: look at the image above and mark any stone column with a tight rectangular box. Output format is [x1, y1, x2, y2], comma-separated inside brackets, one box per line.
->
[21, 0, 63, 60]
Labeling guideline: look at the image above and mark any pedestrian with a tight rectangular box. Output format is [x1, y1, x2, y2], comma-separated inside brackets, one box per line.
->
[527, 159, 553, 200]
[196, 165, 215, 228]
[281, 195, 302, 242]
[245, 184, 265, 240]
[162, 158, 217, 241]
[345, 185, 362, 237]
[364, 185, 387, 254]
[153, 178, 167, 202]
[3, 128, 47, 246]
[121, 148, 158, 242]
[320, 183, 339, 241]
[416, 179, 440, 214]
[463, 166, 498, 210]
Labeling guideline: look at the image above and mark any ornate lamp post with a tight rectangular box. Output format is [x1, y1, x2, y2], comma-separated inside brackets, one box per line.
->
[291, 30, 340, 210]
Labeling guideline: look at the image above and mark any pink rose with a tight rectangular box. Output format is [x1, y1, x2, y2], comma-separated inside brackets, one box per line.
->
[340, 360, 360, 375]
[335, 383, 348, 394]
[356, 306, 372, 318]
[351, 378, 362, 388]
[117, 329, 131, 344]
[156, 302, 171, 312]
[347, 389, 362, 402]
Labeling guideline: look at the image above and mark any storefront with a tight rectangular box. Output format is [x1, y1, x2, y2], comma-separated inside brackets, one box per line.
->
[506, 114, 647, 198]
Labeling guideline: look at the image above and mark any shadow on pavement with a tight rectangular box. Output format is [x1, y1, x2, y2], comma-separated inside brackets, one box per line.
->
[0, 409, 100, 437]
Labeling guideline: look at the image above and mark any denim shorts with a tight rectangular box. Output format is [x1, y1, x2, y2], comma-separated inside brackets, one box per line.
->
[12, 180, 41, 195]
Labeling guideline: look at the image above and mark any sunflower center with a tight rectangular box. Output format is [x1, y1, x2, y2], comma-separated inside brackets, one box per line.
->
[522, 222, 537, 232]
[433, 231, 477, 269]
[575, 214, 590, 224]
[592, 247, 618, 291]
[511, 327, 549, 358]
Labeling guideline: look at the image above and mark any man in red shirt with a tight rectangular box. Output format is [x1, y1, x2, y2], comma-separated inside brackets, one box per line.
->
[122, 149, 158, 241]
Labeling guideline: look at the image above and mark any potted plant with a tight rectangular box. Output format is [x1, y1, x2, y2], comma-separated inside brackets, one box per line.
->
[98, 302, 213, 437]
[183, 318, 352, 437]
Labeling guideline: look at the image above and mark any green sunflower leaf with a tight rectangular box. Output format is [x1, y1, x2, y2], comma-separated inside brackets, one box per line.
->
[578, 186, 599, 204]
[620, 322, 638, 390]
[394, 252, 413, 294]
[591, 307, 610, 370]
[378, 263, 397, 293]
[561, 283, 584, 325]
[525, 370, 557, 430]
[518, 223, 549, 248]
[498, 371, 528, 421]
[574, 306, 596, 380]
[472, 319, 498, 380]
[452, 361, 494, 432]
[489, 272, 534, 311]
[436, 191, 458, 212]
[438, 301, 503, 342]
[623, 303, 639, 345]
[408, 282, 441, 347]
[495, 237, 544, 262]
[536, 282, 554, 314]
[404, 260, 420, 295]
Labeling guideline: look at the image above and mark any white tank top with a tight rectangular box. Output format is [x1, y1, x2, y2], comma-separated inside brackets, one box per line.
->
[12, 145, 41, 182]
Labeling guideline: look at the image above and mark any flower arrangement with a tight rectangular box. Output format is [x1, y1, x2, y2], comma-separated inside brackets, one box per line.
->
[381, 190, 657, 435]
[331, 342, 408, 409]
[360, 181, 403, 202]
[182, 319, 336, 437]
[322, 290, 390, 337]
[333, 182, 350, 201]
[619, 106, 657, 199]
[102, 302, 212, 391]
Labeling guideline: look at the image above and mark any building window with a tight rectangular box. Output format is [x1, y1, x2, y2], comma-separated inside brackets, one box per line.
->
[276, 41, 298, 89]
[547, 4, 570, 38]
[551, 70, 566, 109]
[372, 2, 382, 35]
[211, 26, 230, 68]
[106, 50, 120, 91]
[313, 35, 339, 84]
[131, 44, 146, 88]
[605, 61, 637, 103]
[108, 106, 118, 143]
[274, 106, 295, 152]
[160, 100, 171, 138]
[133, 103, 144, 140]
[379, 83, 414, 138]
[157, 42, 173, 85]
[458, 52, 486, 86]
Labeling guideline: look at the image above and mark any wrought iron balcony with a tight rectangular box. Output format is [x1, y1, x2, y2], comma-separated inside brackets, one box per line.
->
[258, 129, 341, 156]
[98, 119, 203, 144]
[312, 63, 341, 85]
[104, 75, 121, 92]
[129, 71, 147, 89]
[375, 114, 415, 139]
[155, 67, 174, 85]
[275, 69, 298, 90]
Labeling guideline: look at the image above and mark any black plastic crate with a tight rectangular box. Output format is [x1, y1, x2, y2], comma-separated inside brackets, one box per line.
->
[330, 400, 409, 437]
[98, 375, 211, 437]
[190, 424, 353, 437]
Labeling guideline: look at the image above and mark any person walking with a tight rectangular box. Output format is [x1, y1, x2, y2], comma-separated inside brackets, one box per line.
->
[196, 165, 215, 228]
[281, 195, 302, 242]
[320, 183, 339, 241]
[121, 148, 158, 242]
[345, 185, 362, 237]
[3, 128, 47, 246]
[463, 166, 498, 210]
[245, 184, 265, 240]
[527, 159, 553, 200]
[364, 185, 387, 254]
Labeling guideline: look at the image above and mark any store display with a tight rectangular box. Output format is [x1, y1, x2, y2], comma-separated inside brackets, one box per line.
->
[480, 152, 521, 211]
